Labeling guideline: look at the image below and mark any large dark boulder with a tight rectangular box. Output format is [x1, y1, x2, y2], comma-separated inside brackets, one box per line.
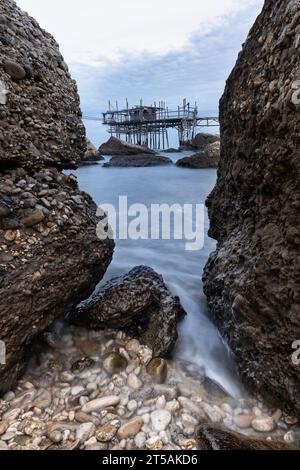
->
[197, 424, 295, 451]
[71, 266, 186, 356]
[176, 142, 220, 169]
[0, 0, 86, 169]
[103, 154, 172, 168]
[203, 0, 300, 416]
[99, 137, 154, 156]
[0, 0, 114, 394]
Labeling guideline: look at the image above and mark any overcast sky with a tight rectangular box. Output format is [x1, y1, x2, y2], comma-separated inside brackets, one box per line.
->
[17, 0, 264, 145]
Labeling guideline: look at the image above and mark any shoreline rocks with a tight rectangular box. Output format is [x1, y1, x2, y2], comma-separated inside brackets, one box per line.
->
[103, 154, 172, 168]
[0, 325, 297, 451]
[71, 266, 186, 357]
[203, 0, 300, 416]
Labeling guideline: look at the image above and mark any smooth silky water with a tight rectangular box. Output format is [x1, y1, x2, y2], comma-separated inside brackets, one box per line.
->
[67, 152, 245, 398]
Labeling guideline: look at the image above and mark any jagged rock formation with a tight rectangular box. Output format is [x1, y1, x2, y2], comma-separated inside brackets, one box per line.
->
[103, 154, 172, 168]
[99, 137, 154, 156]
[176, 142, 220, 169]
[197, 424, 295, 451]
[0, 0, 114, 393]
[203, 0, 300, 416]
[71, 266, 186, 356]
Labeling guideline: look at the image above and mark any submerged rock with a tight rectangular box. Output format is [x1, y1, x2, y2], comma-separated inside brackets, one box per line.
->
[103, 154, 172, 168]
[99, 137, 154, 156]
[146, 358, 168, 384]
[197, 423, 295, 451]
[176, 142, 220, 169]
[203, 0, 300, 416]
[71, 266, 186, 356]
[103, 352, 128, 375]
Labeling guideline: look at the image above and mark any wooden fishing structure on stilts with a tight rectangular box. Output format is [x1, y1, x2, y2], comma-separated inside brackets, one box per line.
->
[84, 99, 219, 150]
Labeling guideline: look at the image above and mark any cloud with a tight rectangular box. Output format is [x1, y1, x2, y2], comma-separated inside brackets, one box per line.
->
[17, 0, 263, 64]
[71, 2, 263, 116]
[16, 0, 264, 145]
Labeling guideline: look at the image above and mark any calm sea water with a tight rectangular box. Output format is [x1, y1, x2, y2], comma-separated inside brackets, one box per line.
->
[67, 152, 243, 397]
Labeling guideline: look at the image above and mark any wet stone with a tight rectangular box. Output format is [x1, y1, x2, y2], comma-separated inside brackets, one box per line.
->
[146, 358, 168, 384]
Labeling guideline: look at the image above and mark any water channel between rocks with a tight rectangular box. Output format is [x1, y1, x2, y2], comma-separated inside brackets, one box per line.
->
[1, 153, 296, 451]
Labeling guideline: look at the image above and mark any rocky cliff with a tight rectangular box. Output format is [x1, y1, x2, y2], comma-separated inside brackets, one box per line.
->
[0, 0, 85, 169]
[203, 0, 300, 416]
[0, 0, 114, 393]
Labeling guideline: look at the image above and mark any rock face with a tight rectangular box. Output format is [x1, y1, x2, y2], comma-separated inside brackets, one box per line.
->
[72, 266, 186, 356]
[197, 424, 295, 451]
[203, 0, 300, 415]
[176, 142, 220, 169]
[99, 137, 154, 156]
[0, 0, 114, 394]
[103, 154, 172, 168]
[0, 0, 86, 169]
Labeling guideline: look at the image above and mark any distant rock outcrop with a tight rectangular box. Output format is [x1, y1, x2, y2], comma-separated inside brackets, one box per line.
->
[103, 154, 172, 168]
[71, 266, 186, 357]
[191, 133, 220, 150]
[179, 133, 220, 151]
[176, 142, 220, 169]
[203, 0, 300, 416]
[0, 0, 114, 394]
[99, 137, 154, 156]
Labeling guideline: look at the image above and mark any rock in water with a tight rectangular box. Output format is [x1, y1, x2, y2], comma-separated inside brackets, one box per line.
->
[146, 358, 168, 383]
[72, 266, 186, 356]
[191, 133, 220, 150]
[197, 424, 295, 451]
[99, 137, 154, 156]
[0, 0, 114, 394]
[176, 142, 220, 168]
[103, 154, 173, 168]
[203, 0, 300, 416]
[179, 133, 219, 151]
[103, 352, 128, 375]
